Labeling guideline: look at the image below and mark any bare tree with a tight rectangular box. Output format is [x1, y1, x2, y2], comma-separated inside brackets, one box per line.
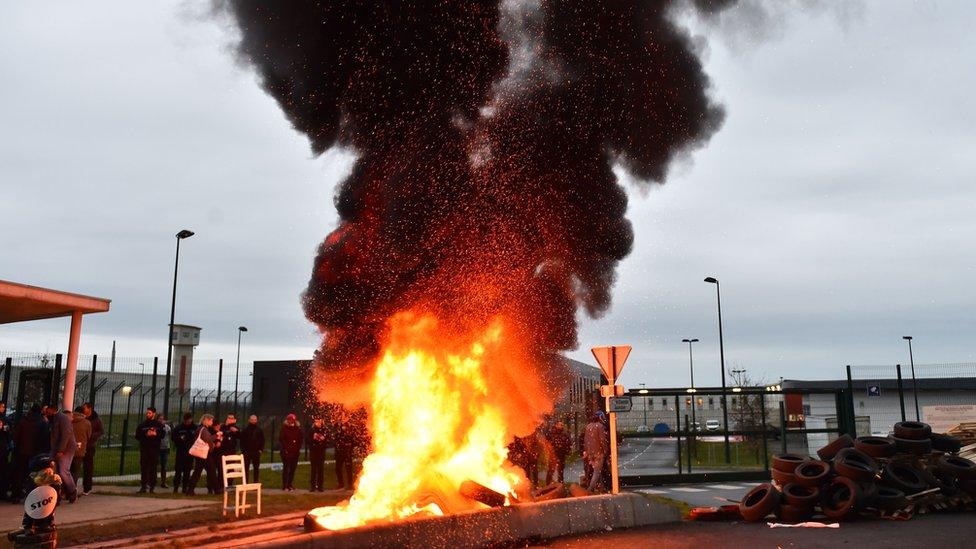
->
[727, 366, 772, 462]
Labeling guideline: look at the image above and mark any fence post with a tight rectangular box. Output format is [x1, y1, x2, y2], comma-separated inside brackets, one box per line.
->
[675, 395, 682, 474]
[685, 414, 692, 473]
[1, 357, 11, 405]
[779, 401, 787, 455]
[150, 357, 159, 408]
[88, 354, 97, 404]
[896, 364, 906, 422]
[52, 354, 63, 406]
[759, 392, 769, 472]
[215, 359, 223, 421]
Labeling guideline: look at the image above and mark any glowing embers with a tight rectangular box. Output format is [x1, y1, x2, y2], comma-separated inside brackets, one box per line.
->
[308, 312, 525, 530]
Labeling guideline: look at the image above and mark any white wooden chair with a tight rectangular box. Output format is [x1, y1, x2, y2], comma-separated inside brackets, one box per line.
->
[222, 454, 262, 517]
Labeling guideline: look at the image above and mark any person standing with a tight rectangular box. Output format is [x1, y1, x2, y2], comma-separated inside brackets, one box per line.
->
[171, 413, 196, 494]
[278, 414, 302, 491]
[583, 413, 608, 492]
[306, 417, 329, 492]
[207, 423, 224, 494]
[81, 403, 103, 496]
[545, 421, 571, 484]
[158, 415, 172, 489]
[50, 407, 77, 502]
[219, 414, 241, 478]
[0, 402, 10, 501]
[9, 405, 43, 501]
[186, 414, 216, 496]
[134, 406, 165, 493]
[333, 411, 355, 490]
[70, 406, 91, 491]
[240, 415, 265, 483]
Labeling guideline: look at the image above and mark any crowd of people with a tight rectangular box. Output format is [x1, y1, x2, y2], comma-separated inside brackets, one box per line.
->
[0, 401, 371, 502]
[0, 401, 103, 504]
[508, 413, 612, 493]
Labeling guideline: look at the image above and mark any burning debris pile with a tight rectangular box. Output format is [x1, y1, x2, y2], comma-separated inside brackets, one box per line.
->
[219, 0, 738, 529]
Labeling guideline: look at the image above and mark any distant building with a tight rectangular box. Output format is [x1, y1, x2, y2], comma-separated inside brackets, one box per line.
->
[170, 324, 201, 392]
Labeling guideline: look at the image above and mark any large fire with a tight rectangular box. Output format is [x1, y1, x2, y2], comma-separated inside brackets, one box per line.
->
[308, 311, 537, 530]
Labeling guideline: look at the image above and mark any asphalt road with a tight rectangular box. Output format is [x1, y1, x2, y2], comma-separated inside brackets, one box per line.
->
[617, 438, 680, 476]
[534, 512, 976, 548]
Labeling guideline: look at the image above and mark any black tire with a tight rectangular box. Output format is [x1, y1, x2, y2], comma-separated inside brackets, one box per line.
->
[771, 468, 796, 486]
[776, 503, 812, 523]
[931, 433, 962, 453]
[772, 453, 807, 473]
[893, 421, 932, 440]
[881, 462, 928, 495]
[739, 483, 780, 523]
[961, 479, 976, 497]
[893, 436, 932, 455]
[821, 476, 859, 520]
[937, 455, 976, 480]
[919, 466, 959, 496]
[794, 460, 832, 487]
[855, 481, 878, 509]
[875, 486, 907, 512]
[817, 434, 855, 461]
[833, 448, 879, 481]
[854, 436, 897, 458]
[782, 483, 820, 508]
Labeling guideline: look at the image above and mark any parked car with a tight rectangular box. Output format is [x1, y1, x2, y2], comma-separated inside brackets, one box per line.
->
[705, 419, 721, 431]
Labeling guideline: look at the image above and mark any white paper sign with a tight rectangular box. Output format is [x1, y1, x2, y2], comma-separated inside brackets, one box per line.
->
[25, 485, 58, 519]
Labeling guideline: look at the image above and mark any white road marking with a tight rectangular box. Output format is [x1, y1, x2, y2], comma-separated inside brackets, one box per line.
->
[636, 488, 667, 495]
[706, 484, 744, 490]
[670, 487, 707, 493]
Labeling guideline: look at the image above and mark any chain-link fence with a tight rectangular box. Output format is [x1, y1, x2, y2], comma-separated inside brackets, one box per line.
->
[1, 351, 254, 476]
[847, 362, 976, 436]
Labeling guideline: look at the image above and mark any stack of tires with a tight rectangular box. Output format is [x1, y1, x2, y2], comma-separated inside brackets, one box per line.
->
[739, 421, 976, 523]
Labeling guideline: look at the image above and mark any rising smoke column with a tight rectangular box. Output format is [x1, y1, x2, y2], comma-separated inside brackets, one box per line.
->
[223, 0, 731, 402]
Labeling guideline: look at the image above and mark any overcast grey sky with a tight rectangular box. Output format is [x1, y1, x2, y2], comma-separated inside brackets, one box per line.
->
[1, 1, 973, 389]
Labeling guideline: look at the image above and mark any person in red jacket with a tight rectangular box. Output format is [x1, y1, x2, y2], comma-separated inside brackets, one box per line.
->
[277, 414, 302, 491]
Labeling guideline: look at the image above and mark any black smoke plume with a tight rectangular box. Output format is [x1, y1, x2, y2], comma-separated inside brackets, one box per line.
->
[222, 0, 731, 392]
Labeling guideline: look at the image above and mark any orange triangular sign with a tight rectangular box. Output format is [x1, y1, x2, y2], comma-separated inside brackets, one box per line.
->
[591, 345, 632, 381]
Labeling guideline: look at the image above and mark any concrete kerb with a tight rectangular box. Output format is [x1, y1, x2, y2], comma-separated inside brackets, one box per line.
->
[245, 493, 680, 549]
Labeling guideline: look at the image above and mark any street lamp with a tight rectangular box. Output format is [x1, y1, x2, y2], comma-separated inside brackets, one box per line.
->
[682, 338, 699, 431]
[903, 336, 919, 421]
[704, 276, 731, 463]
[234, 326, 248, 416]
[163, 229, 194, 419]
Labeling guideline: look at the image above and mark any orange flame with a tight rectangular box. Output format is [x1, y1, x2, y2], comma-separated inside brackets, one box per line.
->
[309, 311, 542, 530]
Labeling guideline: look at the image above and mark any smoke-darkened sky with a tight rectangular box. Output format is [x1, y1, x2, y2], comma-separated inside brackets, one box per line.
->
[1, 1, 974, 388]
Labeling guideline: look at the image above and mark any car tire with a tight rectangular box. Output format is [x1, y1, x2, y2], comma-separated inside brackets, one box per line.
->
[961, 479, 976, 497]
[817, 434, 854, 461]
[854, 436, 897, 458]
[739, 483, 780, 523]
[782, 483, 820, 508]
[881, 462, 928, 495]
[776, 503, 812, 523]
[794, 460, 832, 487]
[771, 469, 796, 486]
[893, 421, 932, 440]
[930, 433, 962, 453]
[855, 481, 878, 509]
[937, 455, 976, 480]
[821, 476, 859, 520]
[919, 466, 959, 495]
[772, 453, 807, 473]
[875, 486, 907, 513]
[893, 436, 932, 455]
[833, 448, 879, 481]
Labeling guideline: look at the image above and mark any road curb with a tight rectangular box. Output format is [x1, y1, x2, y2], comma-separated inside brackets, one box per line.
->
[243, 493, 680, 548]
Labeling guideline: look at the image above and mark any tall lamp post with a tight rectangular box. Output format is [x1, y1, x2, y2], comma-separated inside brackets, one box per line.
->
[682, 338, 699, 432]
[234, 326, 248, 416]
[163, 229, 194, 419]
[903, 336, 919, 421]
[704, 276, 731, 463]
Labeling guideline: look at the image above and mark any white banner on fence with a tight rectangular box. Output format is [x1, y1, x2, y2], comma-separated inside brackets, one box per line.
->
[922, 404, 976, 433]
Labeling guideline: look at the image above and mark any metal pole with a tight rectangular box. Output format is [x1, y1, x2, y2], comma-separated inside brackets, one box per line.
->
[88, 354, 97, 404]
[107, 389, 117, 448]
[607, 347, 619, 494]
[51, 354, 63, 407]
[759, 392, 769, 472]
[151, 357, 159, 408]
[120, 391, 132, 475]
[216, 359, 224, 421]
[779, 400, 787, 455]
[896, 364, 906, 422]
[235, 329, 243, 417]
[715, 283, 730, 463]
[907, 339, 919, 421]
[1, 357, 11, 405]
[164, 231, 193, 418]
[685, 414, 692, 473]
[675, 395, 682, 474]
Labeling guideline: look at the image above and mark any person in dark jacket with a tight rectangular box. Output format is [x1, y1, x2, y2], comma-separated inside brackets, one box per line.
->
[186, 414, 216, 496]
[206, 422, 224, 494]
[9, 406, 43, 501]
[306, 417, 330, 492]
[49, 407, 77, 502]
[215, 414, 240, 489]
[278, 414, 302, 491]
[333, 411, 355, 490]
[134, 406, 165, 493]
[240, 415, 265, 483]
[70, 406, 92, 490]
[545, 421, 572, 484]
[81, 403, 103, 495]
[0, 402, 10, 501]
[171, 413, 196, 494]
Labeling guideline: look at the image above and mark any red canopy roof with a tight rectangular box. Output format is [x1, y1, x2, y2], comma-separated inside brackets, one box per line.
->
[0, 279, 111, 324]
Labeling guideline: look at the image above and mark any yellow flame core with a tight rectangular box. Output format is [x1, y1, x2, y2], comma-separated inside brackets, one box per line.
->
[309, 313, 523, 530]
